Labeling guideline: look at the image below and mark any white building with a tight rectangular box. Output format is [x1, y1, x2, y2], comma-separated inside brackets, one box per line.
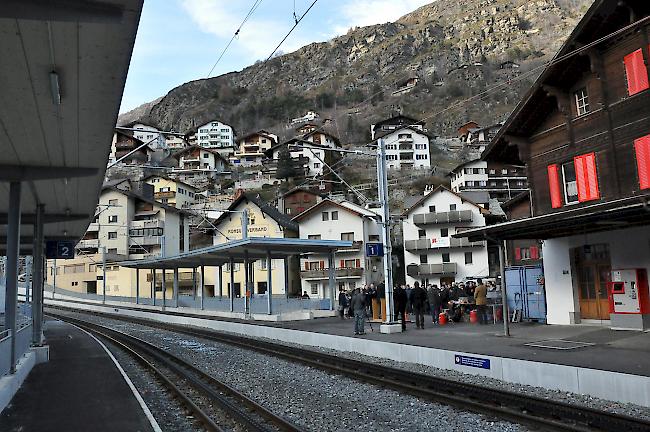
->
[292, 199, 383, 297]
[402, 186, 490, 287]
[449, 159, 529, 202]
[196, 120, 235, 149]
[164, 133, 188, 150]
[231, 130, 278, 167]
[371, 115, 432, 170]
[291, 111, 319, 125]
[126, 122, 167, 150]
[144, 175, 198, 209]
[171, 145, 230, 186]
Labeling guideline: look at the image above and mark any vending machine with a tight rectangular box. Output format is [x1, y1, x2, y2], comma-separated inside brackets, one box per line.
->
[608, 269, 650, 330]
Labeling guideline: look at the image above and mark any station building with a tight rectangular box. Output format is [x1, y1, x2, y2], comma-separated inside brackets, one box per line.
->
[460, 0, 650, 330]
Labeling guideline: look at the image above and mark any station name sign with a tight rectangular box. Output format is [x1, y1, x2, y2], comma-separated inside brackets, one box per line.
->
[227, 226, 268, 235]
[454, 354, 491, 370]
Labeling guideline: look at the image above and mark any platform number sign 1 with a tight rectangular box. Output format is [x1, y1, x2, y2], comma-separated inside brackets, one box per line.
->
[45, 240, 76, 259]
[366, 243, 384, 257]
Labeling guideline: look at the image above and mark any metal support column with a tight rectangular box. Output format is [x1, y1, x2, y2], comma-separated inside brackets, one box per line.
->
[32, 204, 45, 345]
[152, 269, 156, 307]
[200, 265, 205, 310]
[244, 252, 250, 316]
[266, 251, 272, 315]
[162, 268, 166, 309]
[229, 257, 234, 312]
[498, 241, 510, 337]
[218, 265, 223, 299]
[173, 268, 179, 308]
[24, 256, 32, 304]
[52, 258, 56, 295]
[327, 252, 335, 311]
[377, 138, 394, 323]
[284, 257, 289, 300]
[5, 182, 21, 373]
[192, 268, 196, 298]
[102, 246, 107, 304]
[135, 268, 140, 304]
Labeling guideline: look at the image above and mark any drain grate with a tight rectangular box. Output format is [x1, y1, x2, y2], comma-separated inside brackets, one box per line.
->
[524, 339, 596, 350]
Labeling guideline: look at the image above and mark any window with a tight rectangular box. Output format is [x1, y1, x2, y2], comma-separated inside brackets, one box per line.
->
[624, 49, 649, 96]
[108, 231, 117, 239]
[308, 234, 321, 240]
[489, 169, 496, 175]
[331, 211, 338, 220]
[203, 153, 209, 158]
[418, 229, 426, 238]
[428, 205, 435, 212]
[322, 212, 329, 221]
[440, 228, 448, 237]
[259, 260, 268, 270]
[442, 253, 450, 263]
[344, 259, 357, 268]
[107, 248, 117, 254]
[465, 252, 473, 264]
[501, 169, 508, 174]
[561, 161, 579, 204]
[449, 204, 457, 211]
[341, 232, 354, 241]
[420, 254, 428, 264]
[314, 163, 321, 168]
[285, 208, 291, 214]
[310, 283, 319, 295]
[108, 215, 117, 223]
[574, 87, 589, 116]
[634, 134, 650, 189]
[368, 235, 380, 242]
[108, 199, 118, 206]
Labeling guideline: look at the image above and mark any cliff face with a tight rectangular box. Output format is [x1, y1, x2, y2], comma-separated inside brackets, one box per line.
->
[120, 0, 593, 141]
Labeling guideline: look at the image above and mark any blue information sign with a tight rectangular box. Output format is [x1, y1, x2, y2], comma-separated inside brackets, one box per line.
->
[454, 354, 491, 370]
[45, 240, 76, 259]
[365, 243, 384, 257]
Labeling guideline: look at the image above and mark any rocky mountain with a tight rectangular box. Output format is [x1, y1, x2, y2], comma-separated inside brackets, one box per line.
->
[121, 0, 593, 143]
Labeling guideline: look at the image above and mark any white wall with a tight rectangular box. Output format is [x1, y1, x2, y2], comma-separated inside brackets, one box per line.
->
[196, 120, 234, 148]
[543, 225, 650, 325]
[382, 128, 430, 170]
[450, 160, 487, 192]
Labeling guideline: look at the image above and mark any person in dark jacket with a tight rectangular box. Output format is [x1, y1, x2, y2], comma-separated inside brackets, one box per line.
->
[338, 287, 349, 319]
[427, 285, 442, 324]
[411, 282, 427, 329]
[440, 285, 450, 309]
[393, 284, 408, 331]
[376, 282, 386, 320]
[350, 288, 366, 335]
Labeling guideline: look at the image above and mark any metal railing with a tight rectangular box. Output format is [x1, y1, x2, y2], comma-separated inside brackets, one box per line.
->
[407, 262, 457, 277]
[404, 238, 486, 251]
[413, 209, 473, 225]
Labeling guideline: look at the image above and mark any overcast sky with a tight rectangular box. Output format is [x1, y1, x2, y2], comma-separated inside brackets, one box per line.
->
[120, 0, 432, 112]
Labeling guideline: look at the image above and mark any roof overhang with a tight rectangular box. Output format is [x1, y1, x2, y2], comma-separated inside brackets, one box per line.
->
[115, 237, 353, 269]
[455, 196, 650, 242]
[0, 0, 144, 252]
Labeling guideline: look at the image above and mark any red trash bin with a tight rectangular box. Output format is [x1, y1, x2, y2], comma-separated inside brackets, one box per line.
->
[438, 312, 448, 325]
[469, 309, 478, 324]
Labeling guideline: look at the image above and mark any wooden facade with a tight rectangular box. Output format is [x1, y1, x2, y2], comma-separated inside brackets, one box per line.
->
[483, 0, 650, 218]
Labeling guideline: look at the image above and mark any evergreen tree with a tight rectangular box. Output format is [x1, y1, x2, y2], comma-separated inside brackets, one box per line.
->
[276, 146, 297, 180]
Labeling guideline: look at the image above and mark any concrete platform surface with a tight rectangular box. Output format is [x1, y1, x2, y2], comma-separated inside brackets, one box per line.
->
[0, 318, 155, 432]
[274, 317, 650, 376]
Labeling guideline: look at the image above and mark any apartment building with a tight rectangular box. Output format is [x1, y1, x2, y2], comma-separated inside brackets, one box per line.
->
[292, 200, 383, 298]
[231, 130, 278, 167]
[171, 145, 230, 186]
[124, 121, 167, 150]
[145, 175, 198, 209]
[402, 186, 490, 287]
[196, 120, 235, 149]
[109, 130, 154, 165]
[449, 159, 528, 202]
[371, 115, 432, 170]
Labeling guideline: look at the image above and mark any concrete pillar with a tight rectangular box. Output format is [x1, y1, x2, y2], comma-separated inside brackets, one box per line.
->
[135, 268, 140, 304]
[32, 204, 44, 346]
[498, 241, 510, 337]
[284, 257, 289, 300]
[244, 253, 250, 316]
[218, 265, 223, 299]
[327, 252, 335, 311]
[102, 246, 106, 304]
[192, 267, 196, 297]
[152, 269, 156, 307]
[173, 268, 179, 307]
[229, 257, 234, 312]
[200, 265, 205, 310]
[267, 251, 272, 315]
[5, 182, 21, 373]
[162, 268, 166, 309]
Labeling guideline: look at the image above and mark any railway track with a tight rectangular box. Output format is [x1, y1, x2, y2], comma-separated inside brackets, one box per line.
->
[48, 307, 650, 432]
[50, 313, 304, 432]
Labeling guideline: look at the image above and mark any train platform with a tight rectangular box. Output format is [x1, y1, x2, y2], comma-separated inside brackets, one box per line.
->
[0, 318, 159, 432]
[44, 297, 650, 408]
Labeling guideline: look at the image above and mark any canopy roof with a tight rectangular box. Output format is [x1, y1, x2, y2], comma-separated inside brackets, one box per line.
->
[115, 237, 353, 269]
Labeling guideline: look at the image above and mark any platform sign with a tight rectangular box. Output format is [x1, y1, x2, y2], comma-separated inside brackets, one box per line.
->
[45, 240, 76, 259]
[454, 354, 490, 370]
[365, 243, 384, 257]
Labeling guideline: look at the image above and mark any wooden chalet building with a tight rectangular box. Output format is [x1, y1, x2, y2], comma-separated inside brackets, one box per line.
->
[460, 0, 650, 329]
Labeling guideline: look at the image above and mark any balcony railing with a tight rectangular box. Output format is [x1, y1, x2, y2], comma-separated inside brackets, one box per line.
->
[77, 239, 99, 249]
[413, 210, 473, 225]
[300, 267, 364, 280]
[154, 191, 176, 199]
[87, 223, 99, 232]
[404, 238, 485, 251]
[406, 263, 457, 277]
[131, 219, 165, 229]
[130, 236, 161, 246]
[337, 241, 363, 252]
[398, 144, 413, 150]
[398, 137, 414, 143]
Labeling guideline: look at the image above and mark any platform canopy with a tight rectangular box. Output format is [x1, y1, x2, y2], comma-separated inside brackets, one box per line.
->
[0, 0, 144, 253]
[115, 237, 354, 269]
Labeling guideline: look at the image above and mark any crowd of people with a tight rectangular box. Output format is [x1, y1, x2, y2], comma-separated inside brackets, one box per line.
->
[338, 280, 498, 335]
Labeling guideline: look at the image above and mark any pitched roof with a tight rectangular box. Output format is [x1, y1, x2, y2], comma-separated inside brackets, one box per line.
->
[481, 0, 650, 164]
[281, 186, 325, 198]
[172, 145, 229, 162]
[302, 129, 341, 145]
[372, 114, 424, 129]
[236, 130, 277, 144]
[500, 191, 530, 211]
[214, 192, 299, 232]
[447, 159, 483, 176]
[374, 124, 435, 140]
[402, 185, 490, 217]
[141, 174, 197, 190]
[100, 186, 190, 215]
[291, 199, 379, 222]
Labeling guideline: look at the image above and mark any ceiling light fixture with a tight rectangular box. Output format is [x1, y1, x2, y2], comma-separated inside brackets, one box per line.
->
[49, 70, 61, 105]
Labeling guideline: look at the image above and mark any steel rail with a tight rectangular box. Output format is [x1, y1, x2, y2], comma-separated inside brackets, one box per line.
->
[47, 307, 650, 432]
[49, 313, 304, 432]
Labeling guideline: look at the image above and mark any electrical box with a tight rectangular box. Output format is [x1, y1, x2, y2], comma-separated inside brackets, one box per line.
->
[608, 269, 650, 331]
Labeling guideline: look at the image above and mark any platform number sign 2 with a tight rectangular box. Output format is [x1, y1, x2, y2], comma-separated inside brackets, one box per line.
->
[45, 240, 76, 259]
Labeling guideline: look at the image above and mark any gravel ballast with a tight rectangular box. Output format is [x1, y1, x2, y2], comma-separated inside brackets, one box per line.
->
[53, 310, 529, 432]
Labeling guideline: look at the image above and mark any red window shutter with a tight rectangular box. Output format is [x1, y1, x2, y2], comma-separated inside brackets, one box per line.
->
[355, 259, 361, 268]
[547, 164, 563, 208]
[515, 248, 521, 261]
[304, 262, 309, 270]
[530, 246, 539, 260]
[339, 259, 345, 268]
[624, 49, 649, 96]
[635, 135, 650, 189]
[574, 153, 600, 202]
